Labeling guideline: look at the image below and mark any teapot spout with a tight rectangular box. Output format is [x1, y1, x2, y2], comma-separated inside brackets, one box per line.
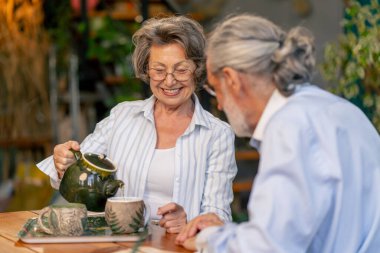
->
[103, 179, 124, 197]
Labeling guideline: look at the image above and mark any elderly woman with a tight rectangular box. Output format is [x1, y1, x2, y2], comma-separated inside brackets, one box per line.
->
[37, 16, 237, 233]
[177, 14, 380, 252]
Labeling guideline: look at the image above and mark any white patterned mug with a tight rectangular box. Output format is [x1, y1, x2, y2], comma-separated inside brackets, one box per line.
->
[37, 203, 87, 236]
[105, 197, 150, 234]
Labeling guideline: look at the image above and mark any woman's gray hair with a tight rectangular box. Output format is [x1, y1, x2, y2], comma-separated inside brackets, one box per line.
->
[132, 16, 206, 86]
[207, 14, 315, 96]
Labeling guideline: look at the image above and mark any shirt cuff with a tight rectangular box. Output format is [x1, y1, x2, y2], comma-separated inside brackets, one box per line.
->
[50, 177, 61, 190]
[195, 226, 220, 253]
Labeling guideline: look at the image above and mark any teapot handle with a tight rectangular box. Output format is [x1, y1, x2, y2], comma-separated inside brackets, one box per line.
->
[69, 148, 82, 161]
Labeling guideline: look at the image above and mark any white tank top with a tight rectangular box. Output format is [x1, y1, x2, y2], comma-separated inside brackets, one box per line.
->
[144, 147, 175, 220]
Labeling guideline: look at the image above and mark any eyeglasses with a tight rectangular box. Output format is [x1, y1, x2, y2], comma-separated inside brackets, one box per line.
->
[203, 83, 216, 97]
[148, 67, 194, 82]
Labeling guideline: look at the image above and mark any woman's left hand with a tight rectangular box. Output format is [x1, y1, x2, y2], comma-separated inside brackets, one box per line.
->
[157, 202, 187, 233]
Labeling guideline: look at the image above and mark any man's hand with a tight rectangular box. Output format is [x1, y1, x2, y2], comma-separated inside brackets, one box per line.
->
[53, 140, 80, 179]
[175, 213, 223, 245]
[157, 202, 187, 233]
[182, 237, 197, 251]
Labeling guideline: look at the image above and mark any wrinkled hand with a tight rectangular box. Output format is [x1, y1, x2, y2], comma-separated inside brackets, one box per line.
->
[53, 140, 80, 179]
[157, 202, 187, 233]
[175, 213, 223, 246]
[182, 237, 197, 251]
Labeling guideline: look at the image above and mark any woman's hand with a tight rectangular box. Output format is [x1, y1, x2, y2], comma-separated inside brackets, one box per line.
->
[157, 202, 187, 233]
[53, 140, 80, 179]
[175, 213, 223, 245]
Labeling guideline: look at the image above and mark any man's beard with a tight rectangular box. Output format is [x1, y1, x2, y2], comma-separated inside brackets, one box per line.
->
[221, 86, 252, 137]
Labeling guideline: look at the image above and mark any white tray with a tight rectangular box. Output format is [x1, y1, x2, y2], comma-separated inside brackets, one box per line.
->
[18, 216, 149, 244]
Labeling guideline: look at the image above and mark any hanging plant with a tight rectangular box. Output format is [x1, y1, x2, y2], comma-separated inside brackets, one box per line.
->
[0, 0, 50, 140]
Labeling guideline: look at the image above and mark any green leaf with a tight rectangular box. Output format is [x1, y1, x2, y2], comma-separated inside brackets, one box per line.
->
[106, 207, 125, 234]
[320, 0, 380, 132]
[128, 206, 145, 232]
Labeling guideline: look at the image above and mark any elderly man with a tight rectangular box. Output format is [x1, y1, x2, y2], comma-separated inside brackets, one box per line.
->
[176, 14, 380, 253]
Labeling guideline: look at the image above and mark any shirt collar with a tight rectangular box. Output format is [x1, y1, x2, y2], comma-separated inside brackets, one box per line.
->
[140, 95, 156, 122]
[191, 94, 212, 129]
[250, 89, 288, 149]
[139, 94, 211, 130]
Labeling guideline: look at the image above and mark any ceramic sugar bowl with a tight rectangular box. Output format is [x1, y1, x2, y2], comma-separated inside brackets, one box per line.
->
[59, 149, 124, 212]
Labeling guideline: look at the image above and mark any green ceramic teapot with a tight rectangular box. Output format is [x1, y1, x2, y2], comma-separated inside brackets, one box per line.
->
[59, 149, 124, 212]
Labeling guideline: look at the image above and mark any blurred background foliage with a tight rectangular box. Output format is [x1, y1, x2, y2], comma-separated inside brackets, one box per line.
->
[85, 15, 143, 107]
[321, 0, 380, 132]
[0, 0, 50, 140]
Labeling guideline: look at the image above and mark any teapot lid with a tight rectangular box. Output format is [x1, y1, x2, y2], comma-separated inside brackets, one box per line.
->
[82, 153, 116, 172]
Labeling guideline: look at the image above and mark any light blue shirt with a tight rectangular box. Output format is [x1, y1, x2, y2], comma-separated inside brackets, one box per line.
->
[37, 95, 237, 221]
[197, 85, 380, 252]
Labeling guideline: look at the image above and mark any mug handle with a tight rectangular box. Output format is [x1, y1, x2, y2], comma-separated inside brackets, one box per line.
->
[37, 206, 54, 234]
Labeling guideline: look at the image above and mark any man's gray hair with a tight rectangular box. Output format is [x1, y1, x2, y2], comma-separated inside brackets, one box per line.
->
[207, 14, 315, 96]
[132, 16, 206, 86]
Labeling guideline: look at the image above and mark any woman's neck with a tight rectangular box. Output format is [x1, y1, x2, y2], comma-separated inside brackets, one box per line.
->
[154, 98, 194, 118]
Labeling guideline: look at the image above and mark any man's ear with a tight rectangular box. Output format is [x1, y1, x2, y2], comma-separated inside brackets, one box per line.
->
[221, 67, 242, 94]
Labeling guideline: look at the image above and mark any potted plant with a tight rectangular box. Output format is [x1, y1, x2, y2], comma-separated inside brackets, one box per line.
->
[320, 0, 380, 132]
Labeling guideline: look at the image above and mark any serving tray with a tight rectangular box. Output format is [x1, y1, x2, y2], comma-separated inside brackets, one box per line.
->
[18, 215, 149, 244]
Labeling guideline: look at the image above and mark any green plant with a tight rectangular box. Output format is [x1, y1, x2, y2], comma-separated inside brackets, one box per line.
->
[85, 16, 138, 77]
[83, 16, 143, 107]
[43, 0, 72, 75]
[320, 0, 380, 132]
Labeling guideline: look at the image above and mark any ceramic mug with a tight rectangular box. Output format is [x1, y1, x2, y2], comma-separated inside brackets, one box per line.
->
[37, 203, 87, 236]
[105, 197, 150, 234]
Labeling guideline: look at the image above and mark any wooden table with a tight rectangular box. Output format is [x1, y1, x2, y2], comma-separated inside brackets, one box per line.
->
[0, 211, 192, 253]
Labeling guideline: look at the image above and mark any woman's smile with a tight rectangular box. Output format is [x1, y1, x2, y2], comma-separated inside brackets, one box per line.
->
[161, 87, 183, 96]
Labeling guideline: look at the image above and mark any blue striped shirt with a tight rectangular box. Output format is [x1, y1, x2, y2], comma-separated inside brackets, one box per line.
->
[37, 95, 237, 221]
